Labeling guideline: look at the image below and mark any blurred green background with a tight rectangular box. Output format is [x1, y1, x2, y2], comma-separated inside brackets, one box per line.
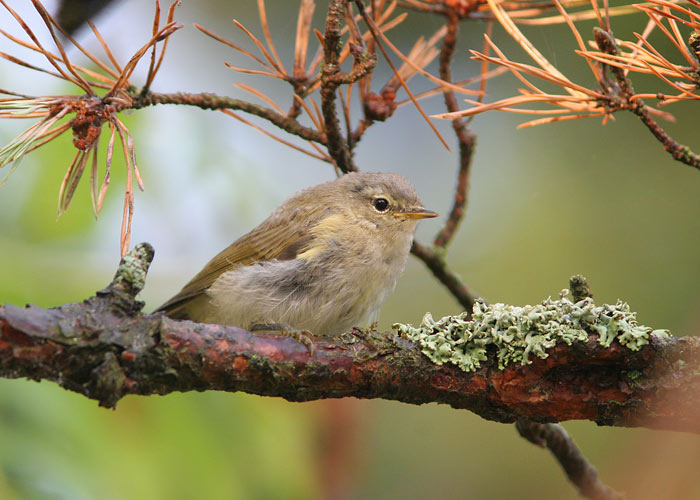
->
[1, 1, 699, 499]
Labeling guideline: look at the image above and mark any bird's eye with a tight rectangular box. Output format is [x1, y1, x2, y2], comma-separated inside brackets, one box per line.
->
[373, 197, 390, 212]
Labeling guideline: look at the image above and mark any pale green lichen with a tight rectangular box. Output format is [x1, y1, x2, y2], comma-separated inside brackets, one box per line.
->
[393, 289, 671, 373]
[112, 242, 154, 294]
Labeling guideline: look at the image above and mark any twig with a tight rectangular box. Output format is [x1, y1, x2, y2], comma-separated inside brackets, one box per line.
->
[433, 14, 476, 249]
[320, 0, 357, 173]
[133, 91, 325, 144]
[594, 28, 700, 171]
[410, 241, 478, 312]
[516, 421, 624, 500]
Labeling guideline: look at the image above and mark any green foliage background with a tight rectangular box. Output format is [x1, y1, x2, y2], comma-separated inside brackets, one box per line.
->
[1, 1, 699, 499]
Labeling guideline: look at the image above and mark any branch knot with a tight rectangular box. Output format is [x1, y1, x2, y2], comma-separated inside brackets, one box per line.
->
[97, 242, 154, 316]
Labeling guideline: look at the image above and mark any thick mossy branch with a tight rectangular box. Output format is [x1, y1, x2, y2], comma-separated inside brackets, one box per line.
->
[1, 245, 700, 433]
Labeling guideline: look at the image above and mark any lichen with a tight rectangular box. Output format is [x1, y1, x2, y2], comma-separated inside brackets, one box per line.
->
[112, 242, 154, 294]
[393, 289, 671, 373]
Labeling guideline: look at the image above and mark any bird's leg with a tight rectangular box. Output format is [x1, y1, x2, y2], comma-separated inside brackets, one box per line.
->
[250, 323, 316, 353]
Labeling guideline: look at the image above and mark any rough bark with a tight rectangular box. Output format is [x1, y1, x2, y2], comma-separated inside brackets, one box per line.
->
[1, 246, 699, 434]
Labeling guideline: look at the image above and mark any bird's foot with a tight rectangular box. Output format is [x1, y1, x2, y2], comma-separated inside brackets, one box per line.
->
[250, 323, 316, 354]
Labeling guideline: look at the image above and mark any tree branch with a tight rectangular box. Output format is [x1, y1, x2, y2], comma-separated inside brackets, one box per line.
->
[433, 14, 476, 249]
[593, 27, 700, 171]
[132, 91, 326, 144]
[320, 0, 356, 173]
[1, 244, 699, 435]
[516, 420, 623, 500]
[410, 240, 479, 311]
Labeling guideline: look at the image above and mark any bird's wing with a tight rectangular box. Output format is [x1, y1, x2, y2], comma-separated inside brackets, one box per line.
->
[156, 212, 314, 317]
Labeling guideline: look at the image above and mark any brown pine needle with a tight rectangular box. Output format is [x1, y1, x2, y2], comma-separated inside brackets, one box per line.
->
[44, 15, 120, 81]
[361, 13, 483, 96]
[471, 47, 602, 98]
[307, 36, 325, 78]
[485, 0, 586, 99]
[643, 103, 677, 121]
[338, 86, 353, 142]
[308, 95, 325, 132]
[625, 35, 685, 74]
[433, 95, 593, 120]
[108, 22, 181, 97]
[642, 3, 700, 30]
[553, 0, 603, 85]
[313, 28, 325, 47]
[637, 7, 695, 66]
[115, 121, 134, 257]
[224, 63, 287, 80]
[257, 0, 286, 76]
[433, 93, 596, 120]
[475, 20, 494, 98]
[113, 116, 144, 192]
[517, 112, 606, 128]
[21, 121, 72, 155]
[151, 1, 179, 80]
[97, 123, 116, 213]
[58, 150, 89, 215]
[638, 59, 700, 99]
[577, 50, 686, 79]
[145, 0, 162, 89]
[358, 5, 449, 151]
[120, 175, 134, 257]
[42, 8, 120, 81]
[395, 67, 508, 106]
[632, 93, 697, 102]
[0, 51, 69, 81]
[515, 3, 640, 25]
[89, 138, 100, 218]
[232, 19, 285, 76]
[462, 99, 576, 114]
[30, 0, 94, 94]
[293, 94, 324, 133]
[0, 30, 115, 87]
[221, 109, 331, 162]
[234, 83, 284, 113]
[306, 139, 333, 163]
[645, 0, 700, 22]
[626, 20, 656, 71]
[0, 1, 84, 90]
[88, 21, 123, 74]
[195, 24, 275, 71]
[294, 0, 315, 79]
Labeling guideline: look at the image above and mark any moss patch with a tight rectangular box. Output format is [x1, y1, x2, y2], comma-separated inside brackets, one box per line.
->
[393, 289, 670, 373]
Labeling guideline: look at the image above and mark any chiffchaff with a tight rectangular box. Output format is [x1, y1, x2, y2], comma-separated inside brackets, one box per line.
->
[157, 172, 437, 336]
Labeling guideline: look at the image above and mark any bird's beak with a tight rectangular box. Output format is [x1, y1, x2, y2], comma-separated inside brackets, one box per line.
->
[393, 208, 439, 219]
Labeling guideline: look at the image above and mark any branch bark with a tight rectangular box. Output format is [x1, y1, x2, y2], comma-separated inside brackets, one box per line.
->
[1, 245, 699, 435]
[516, 421, 623, 500]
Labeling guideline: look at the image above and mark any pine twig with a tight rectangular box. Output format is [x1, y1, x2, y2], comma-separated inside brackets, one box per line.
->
[516, 421, 624, 500]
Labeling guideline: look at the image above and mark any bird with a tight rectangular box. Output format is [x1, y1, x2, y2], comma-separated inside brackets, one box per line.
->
[156, 172, 438, 337]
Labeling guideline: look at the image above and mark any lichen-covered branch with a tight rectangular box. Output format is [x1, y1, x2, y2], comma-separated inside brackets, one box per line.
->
[2, 244, 700, 435]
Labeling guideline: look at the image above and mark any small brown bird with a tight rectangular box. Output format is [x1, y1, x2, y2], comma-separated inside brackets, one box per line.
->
[156, 172, 438, 336]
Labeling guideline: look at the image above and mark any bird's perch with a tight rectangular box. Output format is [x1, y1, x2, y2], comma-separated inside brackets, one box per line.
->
[1, 243, 699, 434]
